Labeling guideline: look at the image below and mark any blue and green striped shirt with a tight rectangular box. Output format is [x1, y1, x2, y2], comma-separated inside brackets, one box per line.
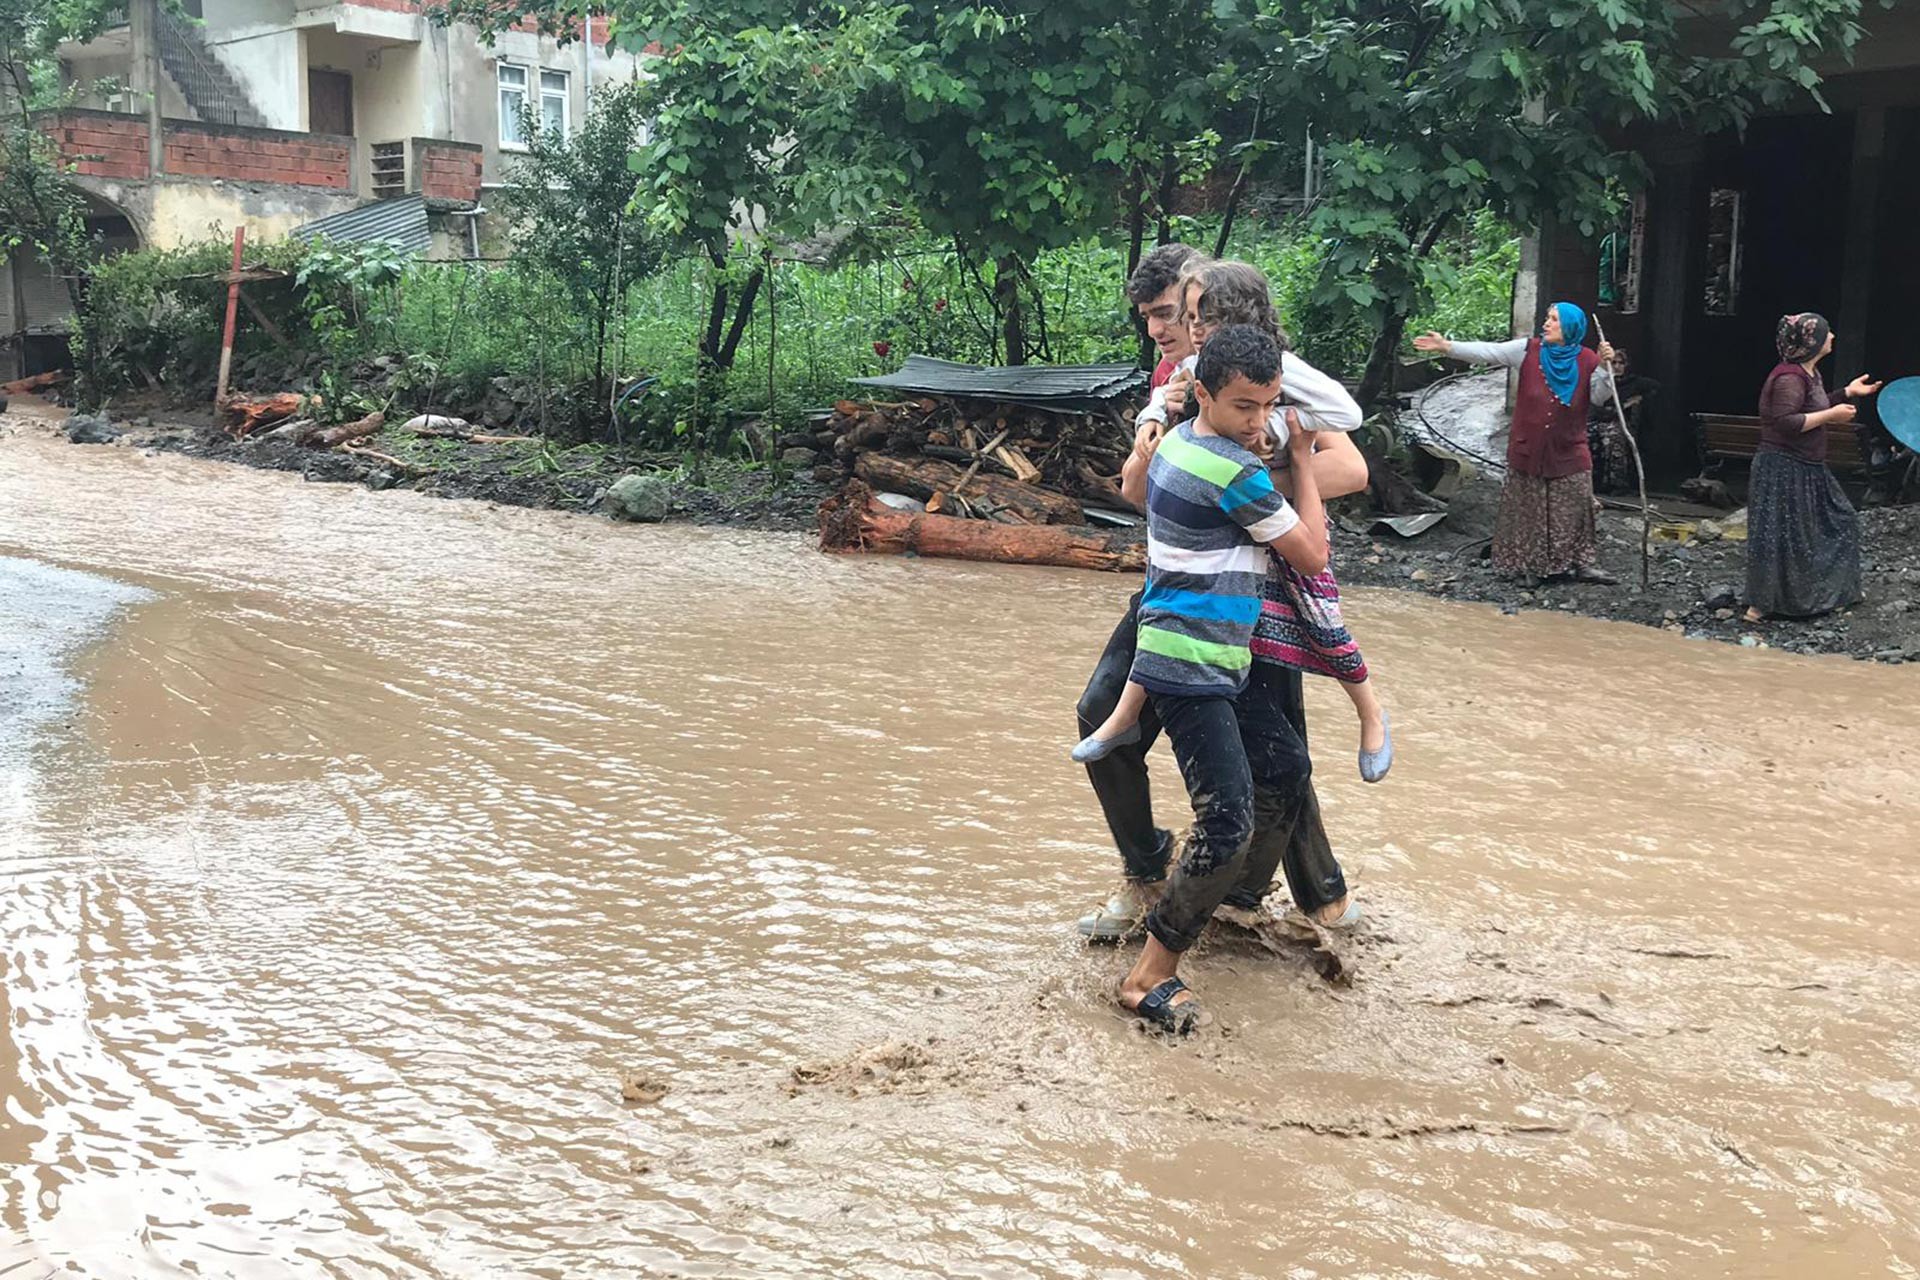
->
[1134, 423, 1299, 696]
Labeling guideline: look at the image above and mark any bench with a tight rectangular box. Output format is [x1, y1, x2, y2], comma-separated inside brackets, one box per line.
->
[1695, 413, 1866, 474]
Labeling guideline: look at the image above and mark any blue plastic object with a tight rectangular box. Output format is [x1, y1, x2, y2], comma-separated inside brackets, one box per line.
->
[1876, 376, 1920, 452]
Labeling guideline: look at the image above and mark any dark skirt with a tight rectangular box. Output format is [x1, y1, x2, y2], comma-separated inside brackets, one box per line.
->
[1745, 450, 1862, 618]
[1493, 470, 1599, 577]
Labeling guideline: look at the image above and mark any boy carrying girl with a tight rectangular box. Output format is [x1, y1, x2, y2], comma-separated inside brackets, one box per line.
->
[1108, 324, 1330, 1034]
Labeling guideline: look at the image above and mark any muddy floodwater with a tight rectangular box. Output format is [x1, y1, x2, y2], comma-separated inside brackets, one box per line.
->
[3, 421, 1919, 1278]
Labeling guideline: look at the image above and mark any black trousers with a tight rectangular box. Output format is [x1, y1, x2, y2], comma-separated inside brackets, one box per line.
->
[1075, 593, 1348, 919]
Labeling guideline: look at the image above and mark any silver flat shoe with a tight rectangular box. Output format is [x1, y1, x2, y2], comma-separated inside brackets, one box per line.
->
[1358, 711, 1393, 784]
[1071, 722, 1142, 764]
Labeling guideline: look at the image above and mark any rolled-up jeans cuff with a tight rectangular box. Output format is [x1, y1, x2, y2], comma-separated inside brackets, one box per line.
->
[1144, 907, 1199, 954]
[1121, 828, 1174, 883]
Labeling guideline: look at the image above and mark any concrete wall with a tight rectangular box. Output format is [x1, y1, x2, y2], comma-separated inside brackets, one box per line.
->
[210, 27, 304, 130]
[75, 174, 359, 248]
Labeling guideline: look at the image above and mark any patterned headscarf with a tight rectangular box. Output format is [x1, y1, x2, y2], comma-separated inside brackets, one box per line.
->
[1776, 313, 1830, 364]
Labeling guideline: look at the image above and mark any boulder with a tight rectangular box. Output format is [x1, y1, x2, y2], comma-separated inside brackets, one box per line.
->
[606, 473, 672, 523]
[780, 447, 819, 467]
[65, 413, 120, 445]
[1702, 583, 1739, 611]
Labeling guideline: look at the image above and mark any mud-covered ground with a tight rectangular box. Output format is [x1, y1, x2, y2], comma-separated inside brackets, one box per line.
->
[55, 400, 830, 532]
[29, 390, 1920, 663]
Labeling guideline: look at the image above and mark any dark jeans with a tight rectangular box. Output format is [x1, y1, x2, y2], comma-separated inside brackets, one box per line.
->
[1075, 593, 1348, 919]
[1141, 692, 1256, 951]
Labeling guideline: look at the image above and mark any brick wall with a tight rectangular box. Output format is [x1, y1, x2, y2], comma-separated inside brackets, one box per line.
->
[41, 111, 151, 180]
[414, 139, 483, 204]
[165, 124, 351, 190]
[41, 112, 352, 190]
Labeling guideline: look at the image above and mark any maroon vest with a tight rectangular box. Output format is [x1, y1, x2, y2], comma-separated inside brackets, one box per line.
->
[1508, 338, 1597, 479]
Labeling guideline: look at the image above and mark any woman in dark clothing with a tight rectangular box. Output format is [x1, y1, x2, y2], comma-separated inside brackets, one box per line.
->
[1744, 313, 1880, 622]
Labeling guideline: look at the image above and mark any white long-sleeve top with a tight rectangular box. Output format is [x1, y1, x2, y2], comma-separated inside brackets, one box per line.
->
[1448, 338, 1616, 408]
[1135, 350, 1364, 447]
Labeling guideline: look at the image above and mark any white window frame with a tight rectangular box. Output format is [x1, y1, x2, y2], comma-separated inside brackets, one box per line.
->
[498, 62, 529, 150]
[539, 68, 569, 139]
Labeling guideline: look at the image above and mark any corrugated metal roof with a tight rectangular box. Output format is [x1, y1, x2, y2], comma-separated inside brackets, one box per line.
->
[852, 356, 1145, 410]
[295, 195, 431, 255]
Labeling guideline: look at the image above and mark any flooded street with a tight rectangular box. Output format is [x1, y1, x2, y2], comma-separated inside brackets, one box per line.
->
[3, 420, 1919, 1278]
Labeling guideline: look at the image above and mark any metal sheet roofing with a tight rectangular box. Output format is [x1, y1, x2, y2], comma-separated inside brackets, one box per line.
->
[294, 194, 431, 255]
[852, 356, 1145, 410]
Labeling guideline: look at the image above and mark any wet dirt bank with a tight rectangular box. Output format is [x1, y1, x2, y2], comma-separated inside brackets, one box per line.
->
[3, 418, 1919, 1277]
[34, 398, 1920, 664]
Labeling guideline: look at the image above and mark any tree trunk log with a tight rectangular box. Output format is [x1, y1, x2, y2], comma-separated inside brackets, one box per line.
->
[820, 483, 1142, 573]
[854, 452, 1083, 525]
[308, 412, 385, 448]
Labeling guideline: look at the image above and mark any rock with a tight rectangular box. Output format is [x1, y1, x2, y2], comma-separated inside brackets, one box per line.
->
[1364, 554, 1382, 566]
[1434, 551, 1454, 564]
[1714, 608, 1735, 620]
[619, 1069, 669, 1105]
[1409, 568, 1432, 583]
[1703, 583, 1739, 610]
[401, 414, 472, 434]
[1739, 634, 1763, 648]
[1500, 604, 1520, 616]
[1695, 519, 1724, 542]
[1680, 476, 1735, 508]
[780, 447, 819, 467]
[365, 470, 399, 491]
[1663, 609, 1678, 622]
[811, 465, 840, 484]
[65, 413, 120, 445]
[606, 474, 672, 523]
[777, 433, 816, 451]
[1880, 598, 1913, 615]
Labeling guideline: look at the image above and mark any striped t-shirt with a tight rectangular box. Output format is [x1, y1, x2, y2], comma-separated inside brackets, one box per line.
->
[1133, 423, 1299, 697]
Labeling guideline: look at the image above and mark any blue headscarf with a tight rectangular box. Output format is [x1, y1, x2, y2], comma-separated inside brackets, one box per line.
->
[1539, 302, 1588, 407]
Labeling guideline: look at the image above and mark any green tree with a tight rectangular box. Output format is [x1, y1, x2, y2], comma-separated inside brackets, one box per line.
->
[499, 77, 662, 407]
[0, 0, 126, 402]
[1242, 0, 1893, 404]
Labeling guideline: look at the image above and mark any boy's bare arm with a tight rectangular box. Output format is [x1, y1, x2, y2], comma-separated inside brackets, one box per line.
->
[1120, 443, 1150, 508]
[1265, 414, 1328, 574]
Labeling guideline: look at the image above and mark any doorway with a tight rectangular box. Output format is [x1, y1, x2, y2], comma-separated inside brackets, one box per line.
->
[308, 69, 354, 137]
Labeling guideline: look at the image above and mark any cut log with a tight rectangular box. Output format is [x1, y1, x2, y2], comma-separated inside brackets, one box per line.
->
[995, 444, 1042, 483]
[1064, 460, 1144, 515]
[820, 482, 1142, 573]
[308, 411, 385, 448]
[1, 370, 69, 395]
[221, 392, 305, 436]
[854, 452, 1083, 525]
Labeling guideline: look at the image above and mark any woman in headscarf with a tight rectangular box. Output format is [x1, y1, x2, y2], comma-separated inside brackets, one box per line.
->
[1414, 303, 1618, 584]
[1743, 313, 1879, 622]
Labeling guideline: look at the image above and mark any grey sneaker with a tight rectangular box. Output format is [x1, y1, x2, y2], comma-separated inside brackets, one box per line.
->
[1076, 892, 1143, 943]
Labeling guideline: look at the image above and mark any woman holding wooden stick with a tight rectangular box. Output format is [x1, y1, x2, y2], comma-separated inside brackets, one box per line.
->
[1414, 304, 1618, 585]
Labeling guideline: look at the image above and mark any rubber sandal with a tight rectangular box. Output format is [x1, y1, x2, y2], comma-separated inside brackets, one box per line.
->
[1132, 977, 1200, 1036]
[1071, 723, 1141, 764]
[1358, 711, 1393, 784]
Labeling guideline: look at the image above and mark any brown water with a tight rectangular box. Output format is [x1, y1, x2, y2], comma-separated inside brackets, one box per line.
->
[3, 418, 1918, 1279]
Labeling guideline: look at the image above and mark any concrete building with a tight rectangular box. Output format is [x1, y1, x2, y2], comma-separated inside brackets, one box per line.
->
[4, 0, 640, 374]
[1528, 5, 1920, 485]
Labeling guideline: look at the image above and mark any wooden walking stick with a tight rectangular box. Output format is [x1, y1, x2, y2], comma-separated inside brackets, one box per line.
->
[1592, 314, 1651, 588]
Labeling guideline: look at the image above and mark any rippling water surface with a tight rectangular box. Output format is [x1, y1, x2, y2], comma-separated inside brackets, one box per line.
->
[2, 420, 1918, 1278]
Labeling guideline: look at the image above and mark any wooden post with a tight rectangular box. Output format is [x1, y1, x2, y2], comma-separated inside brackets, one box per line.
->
[214, 226, 245, 409]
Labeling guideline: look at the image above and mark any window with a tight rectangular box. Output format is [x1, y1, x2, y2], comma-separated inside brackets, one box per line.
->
[498, 63, 528, 148]
[540, 70, 568, 138]
[499, 63, 568, 147]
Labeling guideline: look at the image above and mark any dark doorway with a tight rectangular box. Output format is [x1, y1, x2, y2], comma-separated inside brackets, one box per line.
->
[308, 69, 353, 138]
[1682, 112, 1854, 418]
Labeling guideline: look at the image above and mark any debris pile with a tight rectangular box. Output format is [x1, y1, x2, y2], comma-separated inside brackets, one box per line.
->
[809, 358, 1152, 572]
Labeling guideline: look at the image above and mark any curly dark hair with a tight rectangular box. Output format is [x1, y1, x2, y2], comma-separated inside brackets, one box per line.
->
[1126, 243, 1202, 304]
[1194, 323, 1281, 396]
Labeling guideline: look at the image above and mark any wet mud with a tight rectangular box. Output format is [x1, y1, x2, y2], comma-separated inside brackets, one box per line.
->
[3, 420, 1919, 1277]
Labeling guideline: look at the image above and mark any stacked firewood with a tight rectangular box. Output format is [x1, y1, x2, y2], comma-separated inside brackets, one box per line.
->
[813, 396, 1148, 572]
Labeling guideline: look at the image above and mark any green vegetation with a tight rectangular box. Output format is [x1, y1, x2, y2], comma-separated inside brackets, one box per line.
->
[84, 210, 1517, 450]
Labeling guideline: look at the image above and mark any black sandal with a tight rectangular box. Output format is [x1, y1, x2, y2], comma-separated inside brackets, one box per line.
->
[1132, 977, 1201, 1036]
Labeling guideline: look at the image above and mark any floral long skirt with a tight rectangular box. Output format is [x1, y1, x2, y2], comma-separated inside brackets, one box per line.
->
[1493, 470, 1599, 578]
